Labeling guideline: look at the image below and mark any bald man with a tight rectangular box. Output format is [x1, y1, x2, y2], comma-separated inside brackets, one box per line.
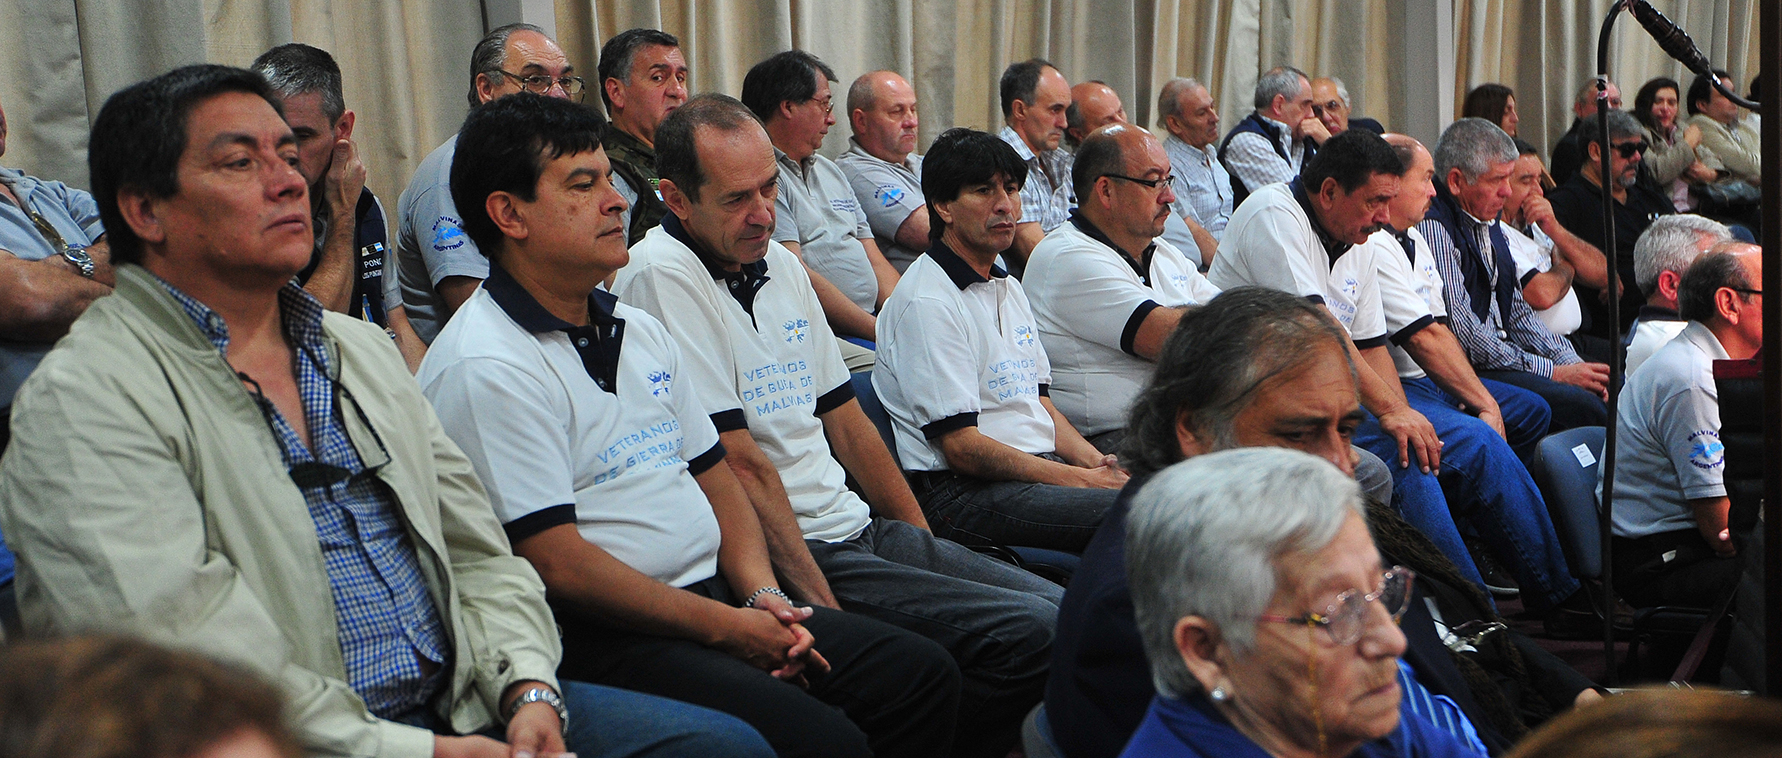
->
[838, 71, 928, 273]
[1064, 81, 1126, 150]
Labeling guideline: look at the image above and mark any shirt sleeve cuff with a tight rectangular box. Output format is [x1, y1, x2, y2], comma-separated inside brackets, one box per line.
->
[816, 381, 856, 415]
[686, 442, 727, 475]
[1305, 294, 1326, 305]
[1519, 269, 1540, 288]
[1120, 300, 1165, 356]
[710, 409, 748, 433]
[1389, 314, 1437, 347]
[502, 504, 577, 545]
[1037, 383, 1050, 397]
[922, 412, 978, 440]
[1353, 334, 1390, 350]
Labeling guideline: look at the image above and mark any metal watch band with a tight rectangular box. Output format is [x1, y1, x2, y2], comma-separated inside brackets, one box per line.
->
[506, 685, 569, 734]
[61, 247, 95, 278]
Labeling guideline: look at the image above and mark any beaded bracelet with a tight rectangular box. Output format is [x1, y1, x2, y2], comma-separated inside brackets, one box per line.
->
[745, 586, 792, 609]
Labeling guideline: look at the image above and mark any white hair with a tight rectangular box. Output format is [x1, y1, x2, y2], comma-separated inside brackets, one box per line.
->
[1633, 214, 1732, 297]
[1433, 117, 1517, 182]
[1254, 66, 1309, 111]
[1126, 448, 1366, 699]
[1324, 76, 1351, 105]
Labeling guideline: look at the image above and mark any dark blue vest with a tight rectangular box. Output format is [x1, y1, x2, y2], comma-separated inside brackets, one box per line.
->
[1217, 112, 1313, 207]
[1424, 185, 1515, 327]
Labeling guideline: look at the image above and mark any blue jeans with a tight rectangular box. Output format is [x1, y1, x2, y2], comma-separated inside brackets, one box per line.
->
[1469, 377, 1553, 460]
[807, 518, 1062, 758]
[1475, 369, 1606, 433]
[561, 680, 774, 757]
[1360, 381, 1580, 610]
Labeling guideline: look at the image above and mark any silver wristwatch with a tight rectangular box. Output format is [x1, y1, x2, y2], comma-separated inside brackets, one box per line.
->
[506, 685, 569, 733]
[60, 246, 95, 278]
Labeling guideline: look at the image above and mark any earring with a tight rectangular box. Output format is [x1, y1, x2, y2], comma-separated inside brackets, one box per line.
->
[1210, 685, 1230, 702]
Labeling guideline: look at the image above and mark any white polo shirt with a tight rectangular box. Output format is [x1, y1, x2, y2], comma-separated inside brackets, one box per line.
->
[1369, 228, 1447, 380]
[1626, 307, 1689, 376]
[1605, 321, 1729, 539]
[773, 150, 879, 314]
[1024, 216, 1221, 435]
[614, 215, 871, 543]
[1502, 222, 1583, 337]
[876, 243, 1058, 471]
[1209, 181, 1388, 346]
[418, 264, 724, 588]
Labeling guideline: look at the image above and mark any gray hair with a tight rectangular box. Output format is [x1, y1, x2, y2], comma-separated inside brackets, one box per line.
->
[1678, 246, 1757, 322]
[251, 43, 345, 123]
[1156, 77, 1203, 127]
[1253, 66, 1308, 111]
[1587, 108, 1644, 143]
[1432, 117, 1517, 183]
[1323, 76, 1351, 105]
[1633, 214, 1731, 297]
[468, 23, 547, 109]
[1127, 448, 1367, 699]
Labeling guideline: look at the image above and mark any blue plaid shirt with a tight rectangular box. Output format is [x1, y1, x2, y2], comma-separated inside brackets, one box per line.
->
[157, 277, 452, 720]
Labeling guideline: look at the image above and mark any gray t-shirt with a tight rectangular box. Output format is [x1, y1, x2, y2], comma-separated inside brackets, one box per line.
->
[773, 151, 878, 313]
[0, 166, 104, 408]
[836, 139, 925, 273]
[395, 135, 489, 344]
[1606, 321, 1729, 539]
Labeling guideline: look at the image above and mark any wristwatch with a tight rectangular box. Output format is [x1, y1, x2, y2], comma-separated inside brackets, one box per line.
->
[506, 685, 569, 734]
[60, 246, 95, 279]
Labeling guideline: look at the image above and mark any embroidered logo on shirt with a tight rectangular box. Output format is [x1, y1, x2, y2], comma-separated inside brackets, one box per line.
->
[876, 185, 906, 208]
[1687, 430, 1725, 470]
[431, 216, 467, 252]
[647, 370, 673, 397]
[783, 318, 810, 343]
[1014, 324, 1036, 347]
[829, 197, 860, 214]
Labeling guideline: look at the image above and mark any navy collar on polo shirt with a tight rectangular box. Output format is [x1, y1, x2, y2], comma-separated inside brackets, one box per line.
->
[1392, 227, 1417, 264]
[1070, 209, 1158, 286]
[1290, 177, 1352, 266]
[1636, 304, 1682, 322]
[926, 239, 1007, 290]
[484, 260, 628, 394]
[661, 212, 771, 317]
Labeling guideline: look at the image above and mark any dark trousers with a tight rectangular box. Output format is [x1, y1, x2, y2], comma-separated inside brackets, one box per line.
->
[1612, 529, 1743, 610]
[1475, 369, 1607, 432]
[555, 578, 960, 758]
[907, 458, 1117, 554]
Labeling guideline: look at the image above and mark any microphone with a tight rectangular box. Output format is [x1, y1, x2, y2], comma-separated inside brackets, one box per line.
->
[1627, 0, 1714, 77]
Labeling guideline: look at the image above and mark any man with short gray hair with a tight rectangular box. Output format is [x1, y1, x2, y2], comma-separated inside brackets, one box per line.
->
[1549, 109, 1677, 343]
[1218, 66, 1328, 205]
[838, 71, 927, 273]
[395, 23, 582, 343]
[1550, 79, 1622, 183]
[1625, 214, 1732, 374]
[1155, 78, 1228, 266]
[1420, 118, 1609, 432]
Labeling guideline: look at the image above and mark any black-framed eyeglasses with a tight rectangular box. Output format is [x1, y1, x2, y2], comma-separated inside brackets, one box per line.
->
[1102, 173, 1175, 190]
[1257, 565, 1415, 646]
[496, 70, 586, 99]
[1611, 141, 1649, 158]
[1729, 287, 1764, 298]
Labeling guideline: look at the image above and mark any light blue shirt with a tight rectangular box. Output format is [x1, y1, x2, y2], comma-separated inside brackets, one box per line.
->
[0, 166, 105, 410]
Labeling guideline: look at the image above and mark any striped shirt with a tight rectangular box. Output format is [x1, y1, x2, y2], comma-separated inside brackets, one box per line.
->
[157, 277, 452, 719]
[1418, 214, 1580, 377]
[999, 125, 1075, 233]
[1397, 660, 1489, 754]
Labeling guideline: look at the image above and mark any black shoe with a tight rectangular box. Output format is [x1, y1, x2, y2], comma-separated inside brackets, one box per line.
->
[1542, 587, 1635, 640]
[1467, 541, 1520, 598]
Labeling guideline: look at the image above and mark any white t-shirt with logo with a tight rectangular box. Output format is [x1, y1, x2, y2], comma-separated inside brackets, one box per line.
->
[1503, 222, 1583, 337]
[1605, 321, 1729, 539]
[875, 247, 1058, 471]
[418, 286, 723, 588]
[1024, 223, 1221, 435]
[615, 224, 871, 543]
[1369, 227, 1448, 380]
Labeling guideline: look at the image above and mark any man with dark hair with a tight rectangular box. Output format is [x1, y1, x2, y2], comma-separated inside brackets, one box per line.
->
[1499, 138, 1612, 361]
[1548, 109, 1676, 342]
[395, 23, 582, 344]
[1422, 118, 1611, 432]
[875, 128, 1127, 555]
[422, 90, 961, 758]
[1686, 70, 1761, 188]
[251, 43, 426, 371]
[615, 95, 1062, 758]
[742, 51, 892, 366]
[1219, 65, 1327, 205]
[837, 71, 927, 273]
[1549, 79, 1622, 183]
[597, 27, 687, 244]
[1608, 242, 1762, 608]
[998, 59, 1075, 270]
[0, 64, 768, 758]
[1023, 125, 1220, 453]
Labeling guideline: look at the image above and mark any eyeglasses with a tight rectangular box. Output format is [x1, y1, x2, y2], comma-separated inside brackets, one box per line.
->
[1729, 287, 1763, 298]
[804, 96, 833, 115]
[1102, 173, 1175, 191]
[496, 70, 586, 99]
[1311, 100, 1345, 117]
[1611, 141, 1649, 159]
[1258, 566, 1415, 646]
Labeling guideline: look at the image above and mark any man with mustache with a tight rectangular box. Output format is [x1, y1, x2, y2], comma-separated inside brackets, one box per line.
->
[837, 71, 927, 274]
[1022, 125, 1221, 454]
[874, 128, 1127, 556]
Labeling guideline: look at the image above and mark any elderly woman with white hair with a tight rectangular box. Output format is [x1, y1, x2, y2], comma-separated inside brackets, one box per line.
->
[1120, 448, 1479, 758]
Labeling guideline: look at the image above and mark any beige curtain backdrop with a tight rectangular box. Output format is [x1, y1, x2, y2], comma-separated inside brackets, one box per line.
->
[0, 0, 1759, 206]
[1458, 0, 1761, 160]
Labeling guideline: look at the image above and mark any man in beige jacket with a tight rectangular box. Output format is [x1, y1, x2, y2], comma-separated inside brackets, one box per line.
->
[0, 65, 769, 758]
